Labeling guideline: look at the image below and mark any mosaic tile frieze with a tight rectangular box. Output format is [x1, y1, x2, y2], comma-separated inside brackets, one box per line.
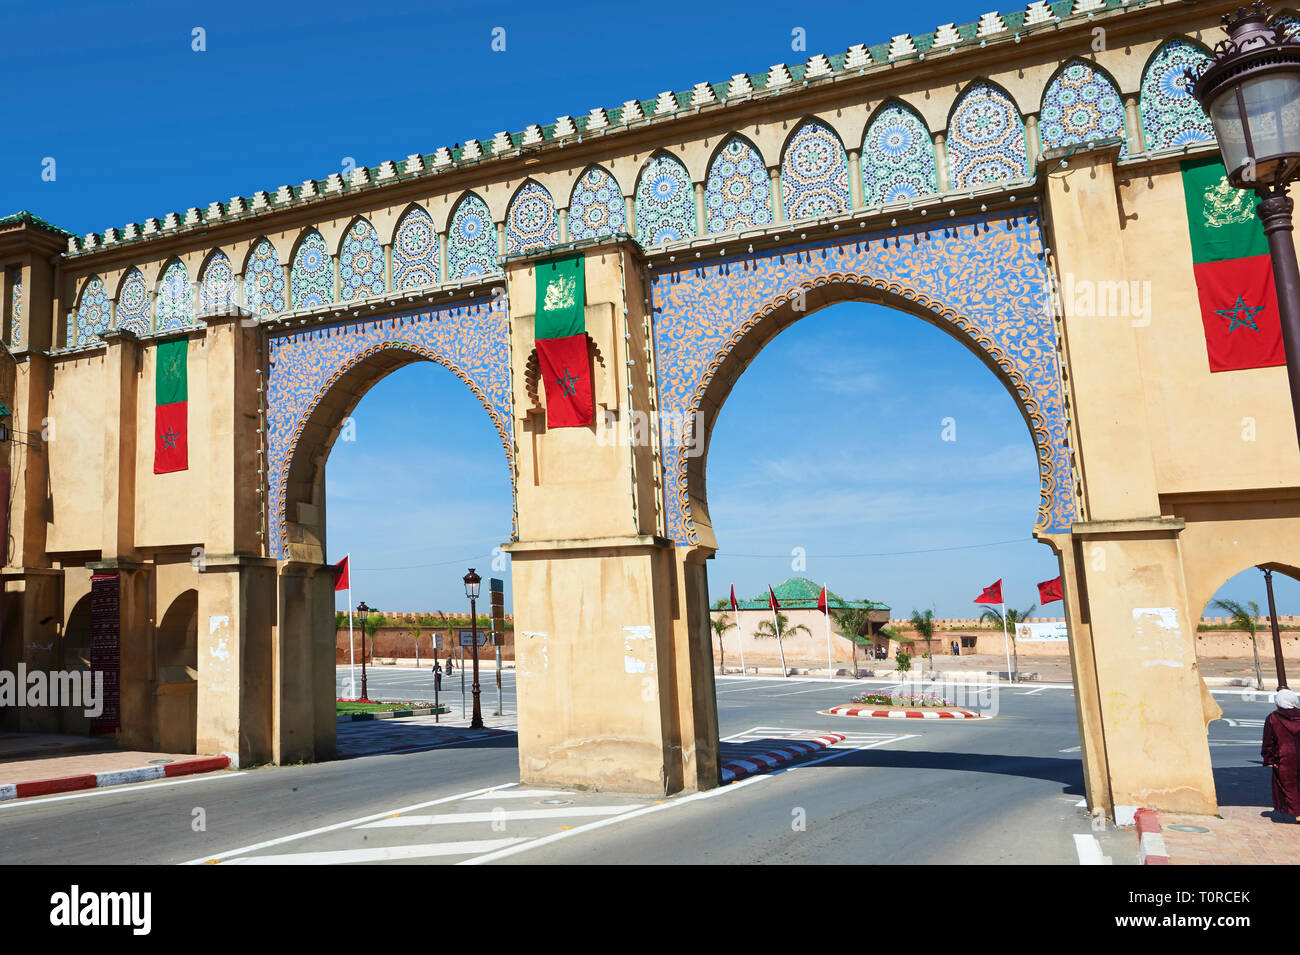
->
[340, 217, 387, 302]
[393, 205, 439, 290]
[636, 152, 696, 247]
[69, 275, 110, 346]
[568, 165, 626, 241]
[650, 208, 1074, 544]
[705, 135, 773, 234]
[265, 298, 513, 558]
[1041, 60, 1127, 157]
[505, 181, 558, 255]
[447, 192, 498, 280]
[199, 251, 236, 314]
[155, 258, 195, 331]
[861, 102, 938, 206]
[946, 81, 1029, 190]
[781, 120, 851, 220]
[116, 268, 150, 335]
[290, 230, 335, 309]
[244, 238, 286, 316]
[1140, 38, 1215, 152]
[9, 269, 21, 347]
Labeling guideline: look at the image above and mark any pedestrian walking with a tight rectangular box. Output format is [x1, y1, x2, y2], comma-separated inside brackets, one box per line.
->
[1262, 688, 1300, 821]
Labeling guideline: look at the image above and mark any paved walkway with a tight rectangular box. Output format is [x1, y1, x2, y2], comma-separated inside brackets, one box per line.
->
[0, 747, 204, 786]
[1157, 805, 1300, 865]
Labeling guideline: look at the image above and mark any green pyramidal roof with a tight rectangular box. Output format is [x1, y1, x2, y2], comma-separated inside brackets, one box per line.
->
[722, 578, 888, 612]
[0, 210, 74, 238]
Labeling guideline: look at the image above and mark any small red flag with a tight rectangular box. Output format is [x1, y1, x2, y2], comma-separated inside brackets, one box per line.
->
[536, 333, 593, 428]
[974, 579, 1003, 604]
[332, 556, 350, 592]
[1037, 576, 1063, 604]
[768, 586, 781, 613]
[817, 586, 828, 615]
[729, 585, 739, 614]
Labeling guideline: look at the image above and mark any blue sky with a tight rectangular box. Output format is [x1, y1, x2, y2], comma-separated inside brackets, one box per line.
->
[6, 0, 1297, 617]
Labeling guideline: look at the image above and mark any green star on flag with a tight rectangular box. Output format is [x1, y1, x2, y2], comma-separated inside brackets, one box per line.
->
[1215, 296, 1263, 334]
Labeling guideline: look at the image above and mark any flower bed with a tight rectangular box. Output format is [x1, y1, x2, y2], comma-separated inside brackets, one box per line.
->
[849, 691, 956, 708]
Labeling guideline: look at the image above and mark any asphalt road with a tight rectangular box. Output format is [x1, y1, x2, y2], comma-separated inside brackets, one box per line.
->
[0, 671, 1278, 865]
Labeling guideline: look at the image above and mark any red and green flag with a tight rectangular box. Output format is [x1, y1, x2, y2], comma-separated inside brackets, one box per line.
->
[154, 338, 188, 473]
[1181, 157, 1286, 373]
[535, 254, 593, 428]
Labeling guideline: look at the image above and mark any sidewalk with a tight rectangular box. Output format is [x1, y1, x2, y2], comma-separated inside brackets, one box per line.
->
[1141, 806, 1300, 865]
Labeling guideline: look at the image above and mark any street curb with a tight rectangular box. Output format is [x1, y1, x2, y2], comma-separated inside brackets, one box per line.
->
[336, 706, 450, 723]
[820, 706, 987, 720]
[0, 755, 231, 802]
[720, 733, 845, 783]
[1135, 808, 1171, 865]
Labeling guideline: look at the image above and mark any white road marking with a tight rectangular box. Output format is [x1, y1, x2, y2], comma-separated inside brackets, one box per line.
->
[358, 805, 642, 828]
[221, 838, 530, 865]
[1022, 687, 1049, 695]
[1059, 745, 1081, 753]
[464, 788, 570, 800]
[182, 782, 518, 864]
[1073, 833, 1111, 865]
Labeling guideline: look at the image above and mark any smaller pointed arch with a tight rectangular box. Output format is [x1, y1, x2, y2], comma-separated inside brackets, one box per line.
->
[1040, 59, 1127, 157]
[446, 192, 498, 280]
[780, 119, 851, 220]
[1139, 37, 1215, 152]
[392, 204, 439, 291]
[199, 250, 237, 315]
[704, 133, 772, 234]
[505, 180, 558, 255]
[115, 267, 151, 335]
[338, 216, 387, 302]
[290, 229, 334, 309]
[945, 79, 1029, 191]
[69, 274, 110, 346]
[156, 258, 195, 331]
[568, 165, 626, 241]
[861, 100, 938, 206]
[243, 237, 286, 316]
[635, 151, 696, 247]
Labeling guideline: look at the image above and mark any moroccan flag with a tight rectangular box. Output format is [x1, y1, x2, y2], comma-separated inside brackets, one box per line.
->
[154, 338, 188, 473]
[536, 334, 593, 427]
[535, 254, 593, 428]
[817, 586, 828, 615]
[333, 555, 350, 592]
[729, 585, 739, 615]
[768, 586, 781, 613]
[974, 579, 1003, 605]
[1181, 157, 1285, 372]
[1038, 576, 1063, 604]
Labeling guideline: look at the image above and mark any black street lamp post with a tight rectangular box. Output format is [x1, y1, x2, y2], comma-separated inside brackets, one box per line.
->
[1193, 3, 1300, 450]
[463, 568, 484, 729]
[357, 600, 372, 701]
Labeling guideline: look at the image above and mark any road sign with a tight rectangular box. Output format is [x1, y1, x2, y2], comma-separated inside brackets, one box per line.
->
[458, 629, 488, 647]
[432, 633, 442, 649]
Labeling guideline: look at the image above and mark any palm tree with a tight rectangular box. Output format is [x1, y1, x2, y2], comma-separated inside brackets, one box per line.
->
[979, 603, 1036, 680]
[1213, 598, 1263, 688]
[909, 609, 937, 667]
[754, 611, 810, 677]
[407, 623, 423, 666]
[832, 606, 874, 678]
[710, 598, 736, 675]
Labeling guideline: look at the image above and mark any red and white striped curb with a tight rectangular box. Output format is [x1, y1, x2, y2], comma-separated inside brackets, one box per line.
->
[720, 733, 845, 783]
[821, 705, 985, 720]
[1135, 808, 1170, 865]
[0, 755, 231, 802]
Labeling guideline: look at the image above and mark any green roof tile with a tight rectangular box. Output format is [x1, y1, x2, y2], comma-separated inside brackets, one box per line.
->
[724, 577, 889, 612]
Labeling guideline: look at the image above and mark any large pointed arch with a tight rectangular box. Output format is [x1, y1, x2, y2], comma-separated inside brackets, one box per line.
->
[1040, 59, 1127, 157]
[290, 229, 334, 309]
[1139, 36, 1215, 152]
[568, 165, 626, 242]
[860, 100, 938, 206]
[780, 119, 851, 220]
[635, 151, 696, 247]
[338, 215, 386, 302]
[392, 204, 439, 290]
[946, 79, 1029, 191]
[704, 134, 772, 234]
[446, 192, 497, 280]
[505, 180, 559, 255]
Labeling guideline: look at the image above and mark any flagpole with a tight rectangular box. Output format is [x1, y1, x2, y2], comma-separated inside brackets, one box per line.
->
[1001, 599, 1013, 685]
[347, 555, 357, 700]
[824, 582, 833, 681]
[771, 598, 788, 678]
[736, 600, 747, 677]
